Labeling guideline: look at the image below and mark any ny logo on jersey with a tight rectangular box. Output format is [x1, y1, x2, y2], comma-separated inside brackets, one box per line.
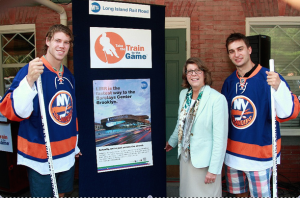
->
[49, 91, 73, 126]
[236, 78, 248, 94]
[231, 96, 256, 129]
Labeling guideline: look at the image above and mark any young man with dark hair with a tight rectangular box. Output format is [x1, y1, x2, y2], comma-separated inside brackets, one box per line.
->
[0, 24, 81, 197]
[221, 33, 299, 197]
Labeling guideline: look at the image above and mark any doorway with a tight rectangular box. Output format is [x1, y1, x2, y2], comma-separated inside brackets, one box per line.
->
[165, 26, 188, 178]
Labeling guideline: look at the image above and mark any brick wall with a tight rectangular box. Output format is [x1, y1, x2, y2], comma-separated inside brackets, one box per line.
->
[0, 0, 300, 182]
[279, 145, 300, 183]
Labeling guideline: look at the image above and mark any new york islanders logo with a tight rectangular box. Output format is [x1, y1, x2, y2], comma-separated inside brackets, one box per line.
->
[231, 96, 256, 129]
[95, 32, 126, 64]
[49, 91, 73, 126]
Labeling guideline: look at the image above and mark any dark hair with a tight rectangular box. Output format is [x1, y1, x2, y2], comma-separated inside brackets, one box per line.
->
[181, 57, 212, 88]
[225, 33, 250, 53]
[42, 24, 74, 54]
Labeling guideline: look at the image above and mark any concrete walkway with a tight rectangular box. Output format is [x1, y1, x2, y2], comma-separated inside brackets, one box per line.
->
[0, 178, 299, 197]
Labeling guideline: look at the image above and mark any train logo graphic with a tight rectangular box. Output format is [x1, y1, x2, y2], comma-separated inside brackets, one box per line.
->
[94, 32, 126, 64]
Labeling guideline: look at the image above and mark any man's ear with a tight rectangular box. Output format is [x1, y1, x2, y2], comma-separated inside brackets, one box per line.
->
[248, 46, 252, 55]
[46, 37, 50, 46]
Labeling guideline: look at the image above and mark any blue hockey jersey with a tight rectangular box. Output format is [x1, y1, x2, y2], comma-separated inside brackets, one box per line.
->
[221, 65, 299, 171]
[0, 56, 79, 174]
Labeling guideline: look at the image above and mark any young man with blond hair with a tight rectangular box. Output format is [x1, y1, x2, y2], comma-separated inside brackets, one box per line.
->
[0, 24, 81, 197]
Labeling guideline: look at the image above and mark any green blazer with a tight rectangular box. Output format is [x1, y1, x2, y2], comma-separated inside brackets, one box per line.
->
[168, 85, 228, 174]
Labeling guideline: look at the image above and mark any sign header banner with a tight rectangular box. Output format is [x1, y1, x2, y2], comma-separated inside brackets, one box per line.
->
[89, 1, 151, 19]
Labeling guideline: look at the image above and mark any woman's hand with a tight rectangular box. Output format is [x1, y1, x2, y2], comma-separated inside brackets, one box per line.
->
[204, 171, 216, 184]
[75, 152, 82, 158]
[164, 142, 173, 152]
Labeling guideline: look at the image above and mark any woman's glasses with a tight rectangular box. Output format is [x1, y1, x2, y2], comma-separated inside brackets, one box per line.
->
[186, 69, 202, 76]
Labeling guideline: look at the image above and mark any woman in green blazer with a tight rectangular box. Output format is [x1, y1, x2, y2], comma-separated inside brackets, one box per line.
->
[165, 57, 228, 197]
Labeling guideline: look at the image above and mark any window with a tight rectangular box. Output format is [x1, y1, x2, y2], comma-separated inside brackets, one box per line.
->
[0, 24, 35, 96]
[246, 17, 300, 136]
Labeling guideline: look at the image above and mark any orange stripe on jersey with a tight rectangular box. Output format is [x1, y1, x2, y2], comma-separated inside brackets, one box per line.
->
[18, 136, 47, 159]
[0, 93, 23, 122]
[51, 136, 77, 156]
[76, 118, 78, 132]
[227, 138, 281, 159]
[235, 65, 262, 79]
[277, 93, 300, 123]
[248, 65, 262, 78]
[18, 135, 77, 159]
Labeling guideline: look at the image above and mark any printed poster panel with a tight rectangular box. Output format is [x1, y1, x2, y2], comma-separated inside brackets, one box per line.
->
[0, 123, 13, 152]
[0, 112, 7, 122]
[0, 96, 7, 122]
[93, 79, 153, 173]
[90, 27, 152, 68]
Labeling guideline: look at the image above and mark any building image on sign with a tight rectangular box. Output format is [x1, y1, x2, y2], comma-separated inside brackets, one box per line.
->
[95, 114, 151, 147]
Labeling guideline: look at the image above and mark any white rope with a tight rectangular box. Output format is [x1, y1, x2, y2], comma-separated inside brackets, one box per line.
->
[37, 75, 59, 198]
[270, 59, 277, 198]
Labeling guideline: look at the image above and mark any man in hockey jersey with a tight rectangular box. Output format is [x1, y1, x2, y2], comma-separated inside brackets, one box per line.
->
[0, 24, 81, 197]
[221, 33, 299, 197]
